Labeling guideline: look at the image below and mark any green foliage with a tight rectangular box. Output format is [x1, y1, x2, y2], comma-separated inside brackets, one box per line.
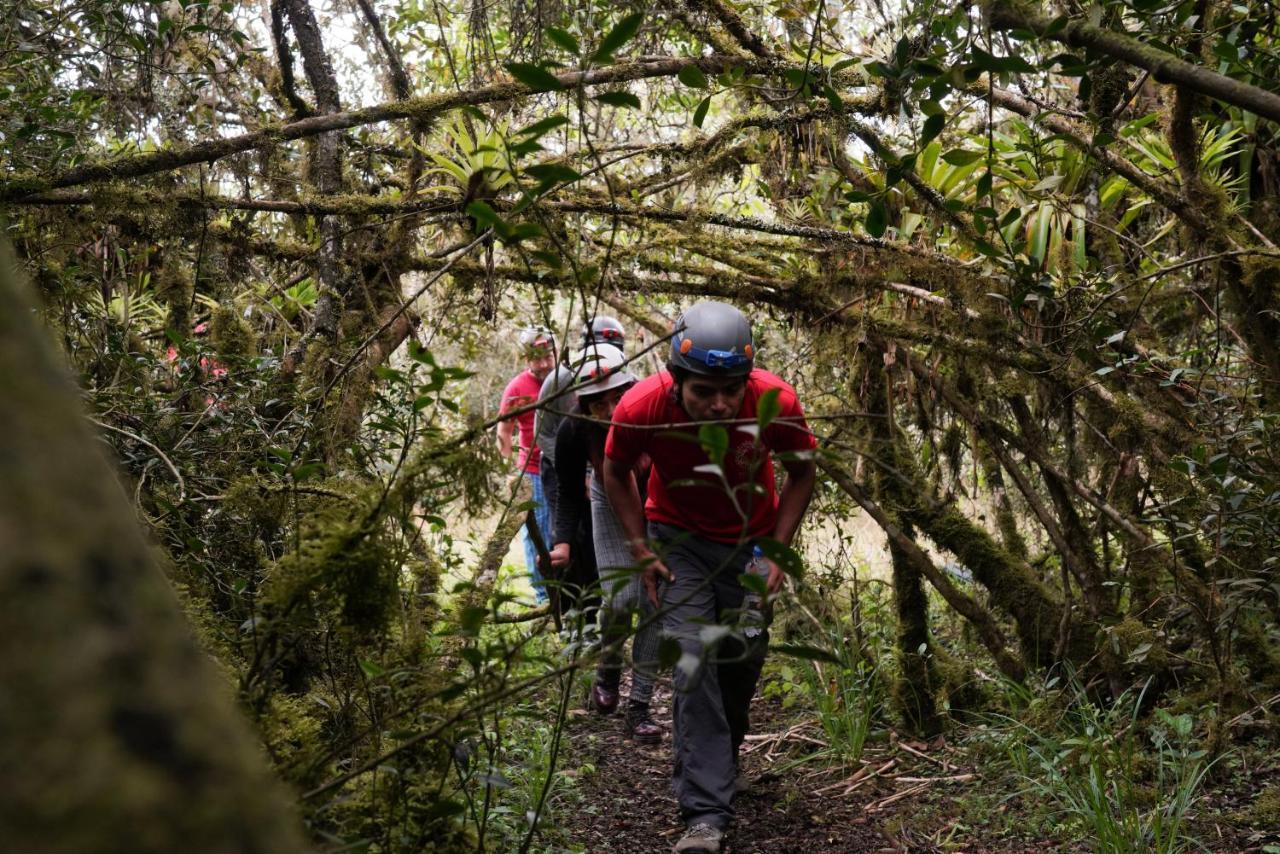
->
[997, 681, 1218, 853]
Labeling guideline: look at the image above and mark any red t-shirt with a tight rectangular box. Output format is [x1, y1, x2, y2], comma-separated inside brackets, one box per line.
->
[605, 369, 816, 543]
[500, 370, 544, 474]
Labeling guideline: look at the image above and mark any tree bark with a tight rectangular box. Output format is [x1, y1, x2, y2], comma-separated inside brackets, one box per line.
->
[987, 2, 1280, 124]
[0, 242, 309, 853]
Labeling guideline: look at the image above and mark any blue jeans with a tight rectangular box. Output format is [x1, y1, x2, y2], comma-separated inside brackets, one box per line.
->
[520, 472, 553, 603]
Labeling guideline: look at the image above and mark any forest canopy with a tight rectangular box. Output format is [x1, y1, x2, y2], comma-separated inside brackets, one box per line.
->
[4, 0, 1280, 849]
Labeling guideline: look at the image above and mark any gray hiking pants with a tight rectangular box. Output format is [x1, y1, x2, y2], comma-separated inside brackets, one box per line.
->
[590, 478, 661, 705]
[650, 522, 767, 831]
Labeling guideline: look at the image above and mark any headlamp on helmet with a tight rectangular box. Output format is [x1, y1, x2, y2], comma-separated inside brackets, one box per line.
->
[668, 301, 755, 377]
[582, 315, 626, 351]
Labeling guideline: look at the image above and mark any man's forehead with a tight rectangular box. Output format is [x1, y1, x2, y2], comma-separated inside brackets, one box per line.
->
[686, 375, 746, 390]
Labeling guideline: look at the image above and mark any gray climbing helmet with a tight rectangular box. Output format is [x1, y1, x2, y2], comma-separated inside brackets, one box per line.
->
[582, 315, 626, 350]
[574, 347, 637, 398]
[668, 301, 754, 376]
[517, 325, 556, 357]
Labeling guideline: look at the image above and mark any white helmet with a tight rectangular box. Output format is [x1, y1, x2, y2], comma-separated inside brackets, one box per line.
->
[573, 346, 637, 398]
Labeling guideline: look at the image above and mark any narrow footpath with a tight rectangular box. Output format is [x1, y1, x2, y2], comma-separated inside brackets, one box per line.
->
[559, 675, 889, 853]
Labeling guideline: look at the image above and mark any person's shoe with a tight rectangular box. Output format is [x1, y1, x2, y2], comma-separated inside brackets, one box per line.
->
[733, 770, 752, 795]
[673, 822, 724, 853]
[590, 681, 619, 715]
[624, 701, 663, 744]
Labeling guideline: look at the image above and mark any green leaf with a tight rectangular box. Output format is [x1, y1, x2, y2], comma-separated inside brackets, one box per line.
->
[975, 170, 993, 199]
[772, 643, 840, 664]
[692, 95, 711, 128]
[525, 164, 582, 184]
[459, 606, 489, 633]
[941, 148, 983, 166]
[698, 423, 729, 467]
[466, 200, 501, 229]
[678, 65, 709, 89]
[515, 114, 568, 139]
[756, 387, 781, 430]
[595, 90, 641, 109]
[783, 68, 812, 93]
[921, 113, 944, 143]
[531, 249, 563, 270]
[546, 26, 580, 55]
[358, 659, 385, 678]
[756, 537, 805, 579]
[504, 222, 545, 243]
[504, 62, 562, 92]
[592, 12, 643, 63]
[865, 199, 887, 238]
[823, 85, 844, 111]
[290, 462, 324, 482]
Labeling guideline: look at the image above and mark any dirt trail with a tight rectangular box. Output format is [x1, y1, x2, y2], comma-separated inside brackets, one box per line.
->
[557, 674, 1280, 852]
[559, 676, 888, 853]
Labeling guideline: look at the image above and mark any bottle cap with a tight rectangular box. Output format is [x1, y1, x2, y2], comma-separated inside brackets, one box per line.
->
[752, 545, 764, 558]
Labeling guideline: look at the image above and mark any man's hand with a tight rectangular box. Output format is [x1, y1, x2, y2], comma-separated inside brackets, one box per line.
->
[763, 556, 787, 596]
[547, 542, 571, 571]
[636, 547, 674, 608]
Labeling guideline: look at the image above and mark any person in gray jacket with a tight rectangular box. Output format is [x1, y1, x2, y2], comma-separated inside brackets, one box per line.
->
[546, 346, 663, 744]
[536, 316, 626, 614]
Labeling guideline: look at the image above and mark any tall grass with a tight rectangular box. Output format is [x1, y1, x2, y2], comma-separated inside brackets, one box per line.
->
[1000, 681, 1216, 853]
[803, 638, 884, 764]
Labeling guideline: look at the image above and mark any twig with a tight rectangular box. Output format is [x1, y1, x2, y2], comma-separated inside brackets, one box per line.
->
[813, 758, 896, 795]
[895, 739, 955, 771]
[895, 774, 975, 784]
[491, 605, 553, 624]
[1226, 691, 1280, 728]
[865, 782, 929, 812]
[88, 417, 186, 502]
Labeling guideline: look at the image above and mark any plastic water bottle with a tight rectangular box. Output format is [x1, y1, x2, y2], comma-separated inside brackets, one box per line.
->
[740, 546, 770, 639]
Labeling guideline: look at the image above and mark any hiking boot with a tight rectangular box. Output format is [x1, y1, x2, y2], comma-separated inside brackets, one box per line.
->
[624, 701, 663, 744]
[590, 681, 619, 715]
[673, 822, 724, 853]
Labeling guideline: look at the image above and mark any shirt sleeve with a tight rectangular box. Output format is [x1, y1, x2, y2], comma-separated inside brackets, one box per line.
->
[603, 395, 646, 467]
[499, 376, 522, 417]
[764, 388, 818, 455]
[534, 372, 559, 459]
[552, 418, 589, 547]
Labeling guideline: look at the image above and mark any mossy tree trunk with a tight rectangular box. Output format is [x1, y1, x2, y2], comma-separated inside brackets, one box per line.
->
[867, 357, 942, 734]
[0, 244, 309, 853]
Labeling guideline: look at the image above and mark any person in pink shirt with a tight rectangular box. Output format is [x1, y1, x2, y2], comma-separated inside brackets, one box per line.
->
[496, 326, 557, 603]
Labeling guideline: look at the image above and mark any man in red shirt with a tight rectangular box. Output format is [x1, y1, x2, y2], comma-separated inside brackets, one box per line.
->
[496, 326, 557, 603]
[602, 302, 817, 852]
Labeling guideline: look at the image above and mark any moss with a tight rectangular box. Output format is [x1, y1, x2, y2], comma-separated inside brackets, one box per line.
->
[1243, 786, 1280, 827]
[1235, 619, 1280, 689]
[257, 691, 325, 777]
[1099, 616, 1169, 673]
[264, 486, 399, 635]
[935, 648, 993, 715]
[907, 487, 1065, 666]
[210, 303, 257, 360]
[1087, 63, 1132, 121]
[154, 264, 194, 336]
[941, 422, 964, 480]
[1242, 256, 1280, 310]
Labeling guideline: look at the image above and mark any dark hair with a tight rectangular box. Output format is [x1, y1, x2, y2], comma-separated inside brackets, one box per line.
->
[667, 363, 693, 384]
[667, 363, 692, 405]
[580, 380, 636, 409]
